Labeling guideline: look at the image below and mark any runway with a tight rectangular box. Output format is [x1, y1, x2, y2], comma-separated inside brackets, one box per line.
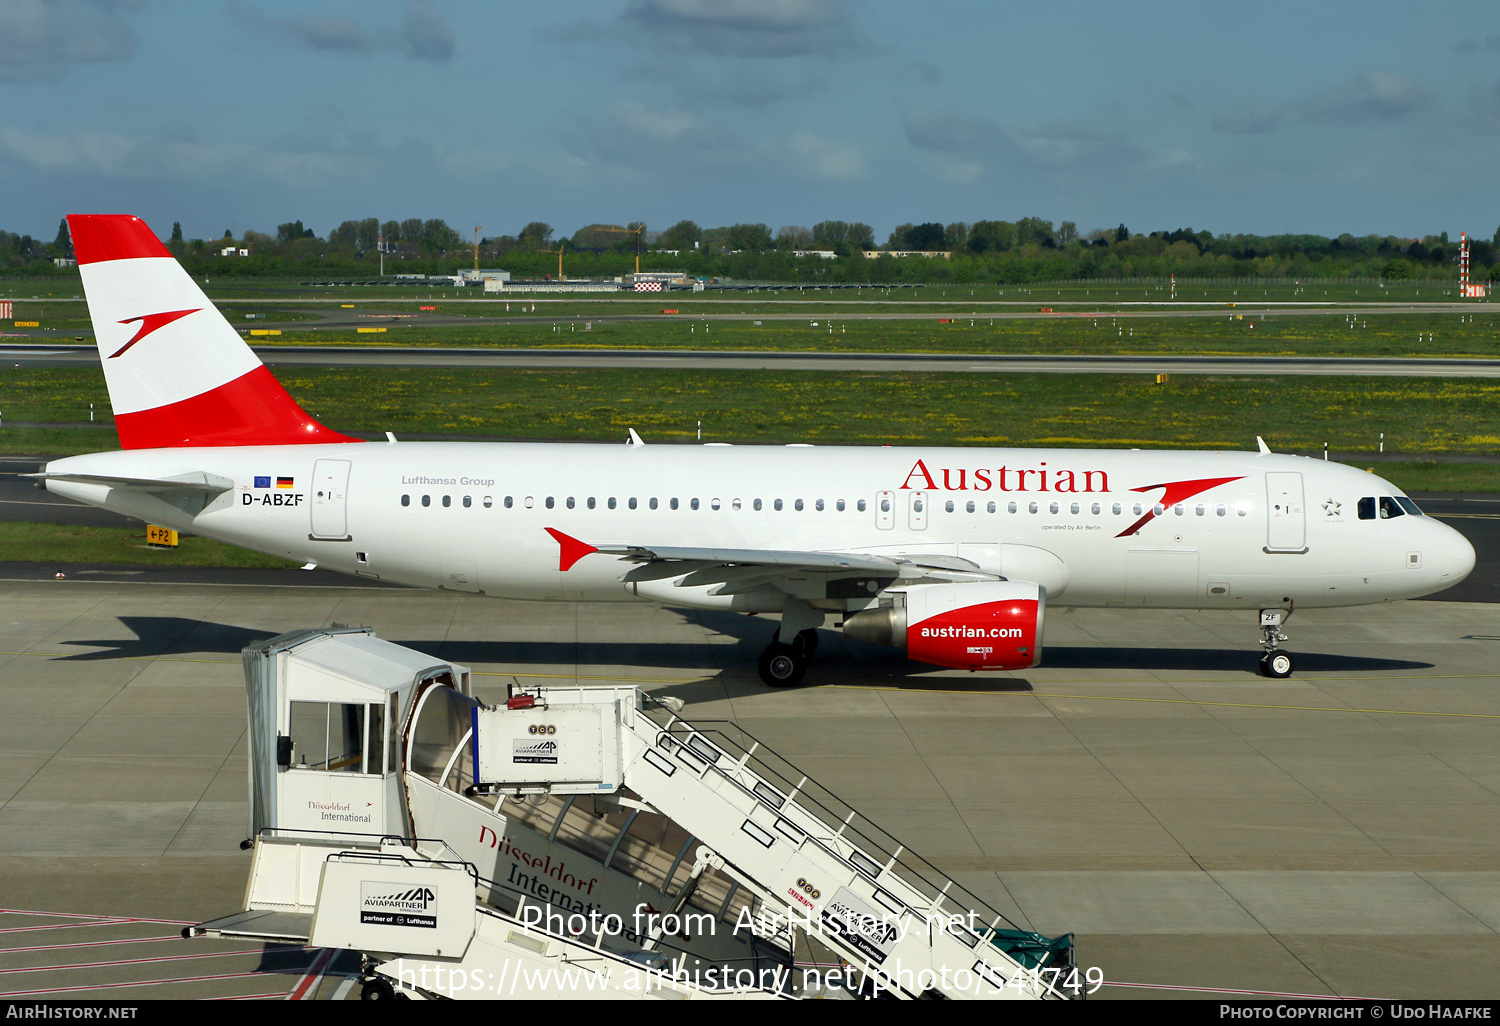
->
[4, 343, 1500, 377]
[1, 579, 1498, 999]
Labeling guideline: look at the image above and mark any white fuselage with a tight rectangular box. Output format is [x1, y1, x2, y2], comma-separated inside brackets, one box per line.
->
[44, 442, 1475, 612]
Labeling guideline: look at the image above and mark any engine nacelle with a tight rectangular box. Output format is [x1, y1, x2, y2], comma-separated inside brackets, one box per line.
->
[843, 581, 1045, 671]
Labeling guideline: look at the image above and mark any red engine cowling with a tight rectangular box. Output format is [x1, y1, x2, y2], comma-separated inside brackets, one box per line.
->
[905, 581, 1045, 671]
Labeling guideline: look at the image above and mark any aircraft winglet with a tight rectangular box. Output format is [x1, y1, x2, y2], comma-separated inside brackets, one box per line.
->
[1256, 436, 1272, 455]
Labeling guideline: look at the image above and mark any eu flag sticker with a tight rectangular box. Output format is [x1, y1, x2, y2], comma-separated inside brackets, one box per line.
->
[254, 476, 270, 489]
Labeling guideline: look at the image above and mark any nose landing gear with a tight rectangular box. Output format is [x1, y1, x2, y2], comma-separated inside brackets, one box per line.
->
[1258, 608, 1294, 678]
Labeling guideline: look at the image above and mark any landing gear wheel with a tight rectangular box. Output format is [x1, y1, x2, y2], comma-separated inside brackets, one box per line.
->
[758, 642, 807, 687]
[793, 629, 819, 658]
[1260, 651, 1294, 678]
[361, 978, 398, 1001]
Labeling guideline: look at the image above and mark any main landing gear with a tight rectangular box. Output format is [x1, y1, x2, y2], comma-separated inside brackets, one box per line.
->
[758, 628, 819, 687]
[1258, 608, 1294, 678]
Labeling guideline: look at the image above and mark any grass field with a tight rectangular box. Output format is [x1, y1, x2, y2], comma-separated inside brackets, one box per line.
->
[0, 522, 300, 568]
[3, 365, 1497, 460]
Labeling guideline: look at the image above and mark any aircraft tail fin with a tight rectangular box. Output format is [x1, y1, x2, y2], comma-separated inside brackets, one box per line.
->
[68, 215, 360, 449]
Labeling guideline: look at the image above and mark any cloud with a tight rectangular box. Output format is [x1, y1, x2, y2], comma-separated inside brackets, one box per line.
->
[1016, 124, 1137, 167]
[901, 106, 1005, 153]
[619, 0, 858, 58]
[1470, 78, 1500, 134]
[1212, 102, 1287, 135]
[230, 0, 454, 61]
[1301, 68, 1435, 124]
[612, 100, 696, 141]
[787, 131, 862, 180]
[0, 0, 143, 84]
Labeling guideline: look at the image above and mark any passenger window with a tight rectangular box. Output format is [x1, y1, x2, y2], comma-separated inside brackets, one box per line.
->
[795, 499, 805, 511]
[524, 496, 534, 509]
[945, 500, 955, 513]
[1069, 502, 1079, 515]
[421, 495, 430, 507]
[483, 496, 493, 508]
[1112, 503, 1121, 515]
[1028, 502, 1038, 514]
[1134, 504, 1144, 516]
[608, 497, 617, 510]
[566, 497, 574, 509]
[1195, 504, 1205, 516]
[753, 498, 763, 511]
[545, 496, 554, 509]
[1091, 503, 1100, 515]
[711, 498, 722, 510]
[650, 497, 659, 510]
[1153, 504, 1164, 516]
[913, 498, 923, 512]
[1008, 501, 1018, 513]
[775, 499, 784, 511]
[1216, 504, 1225, 517]
[1173, 504, 1184, 516]
[401, 494, 410, 507]
[1048, 502, 1059, 514]
[814, 499, 824, 511]
[628, 497, 637, 510]
[879, 498, 889, 512]
[670, 498, 679, 510]
[987, 501, 996, 513]
[442, 495, 451, 508]
[504, 496, 513, 508]
[857, 499, 867, 512]
[463, 496, 472, 508]
[691, 498, 700, 510]
[837, 499, 846, 511]
[733, 498, 742, 511]
[587, 497, 596, 510]
[966, 501, 976, 513]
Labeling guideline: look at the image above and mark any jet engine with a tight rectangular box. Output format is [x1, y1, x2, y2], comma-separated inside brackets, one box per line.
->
[842, 581, 1045, 671]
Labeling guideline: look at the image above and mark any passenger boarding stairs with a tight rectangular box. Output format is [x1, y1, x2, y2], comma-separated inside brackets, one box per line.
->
[465, 685, 1078, 1000]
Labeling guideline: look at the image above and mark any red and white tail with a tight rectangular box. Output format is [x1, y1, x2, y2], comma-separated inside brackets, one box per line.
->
[68, 214, 360, 449]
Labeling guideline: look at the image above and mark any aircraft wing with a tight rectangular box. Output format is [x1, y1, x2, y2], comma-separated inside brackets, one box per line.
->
[546, 529, 997, 589]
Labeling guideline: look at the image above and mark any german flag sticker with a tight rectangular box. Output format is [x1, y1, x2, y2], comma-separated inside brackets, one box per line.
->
[276, 477, 294, 489]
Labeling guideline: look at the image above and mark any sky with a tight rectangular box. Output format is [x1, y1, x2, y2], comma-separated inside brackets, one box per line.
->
[3, 0, 1500, 244]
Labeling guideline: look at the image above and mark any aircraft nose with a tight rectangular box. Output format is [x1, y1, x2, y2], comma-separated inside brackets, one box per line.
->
[1437, 521, 1476, 587]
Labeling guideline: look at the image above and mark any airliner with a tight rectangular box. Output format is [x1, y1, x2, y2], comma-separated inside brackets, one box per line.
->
[36, 215, 1476, 685]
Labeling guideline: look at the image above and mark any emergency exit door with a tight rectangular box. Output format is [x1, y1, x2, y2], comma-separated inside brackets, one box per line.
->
[311, 459, 352, 540]
[1265, 472, 1306, 552]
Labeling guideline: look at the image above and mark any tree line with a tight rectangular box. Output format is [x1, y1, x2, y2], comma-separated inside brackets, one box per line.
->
[3, 215, 1497, 284]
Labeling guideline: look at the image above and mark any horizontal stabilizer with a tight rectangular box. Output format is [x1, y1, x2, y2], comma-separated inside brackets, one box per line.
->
[26, 470, 234, 494]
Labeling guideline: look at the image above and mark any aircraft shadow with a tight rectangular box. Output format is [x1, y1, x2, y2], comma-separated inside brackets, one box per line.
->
[1040, 646, 1431, 673]
[53, 615, 1432, 681]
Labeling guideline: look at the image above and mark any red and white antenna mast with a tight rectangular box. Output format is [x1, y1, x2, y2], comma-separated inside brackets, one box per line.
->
[1460, 232, 1486, 298]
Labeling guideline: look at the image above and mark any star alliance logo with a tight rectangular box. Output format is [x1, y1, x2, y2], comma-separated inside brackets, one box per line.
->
[1322, 498, 1341, 517]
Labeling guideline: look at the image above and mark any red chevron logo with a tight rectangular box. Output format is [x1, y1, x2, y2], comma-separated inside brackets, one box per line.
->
[109, 308, 200, 359]
[1116, 476, 1245, 537]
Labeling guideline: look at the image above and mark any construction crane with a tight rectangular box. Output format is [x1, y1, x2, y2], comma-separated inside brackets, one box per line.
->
[473, 226, 482, 276]
[580, 223, 646, 274]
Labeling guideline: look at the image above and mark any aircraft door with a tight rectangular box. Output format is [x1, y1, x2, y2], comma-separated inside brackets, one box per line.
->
[310, 459, 352, 540]
[908, 490, 928, 531]
[1265, 472, 1307, 552]
[876, 491, 894, 530]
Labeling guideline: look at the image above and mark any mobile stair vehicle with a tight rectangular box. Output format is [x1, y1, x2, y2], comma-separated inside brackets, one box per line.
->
[190, 627, 1080, 1000]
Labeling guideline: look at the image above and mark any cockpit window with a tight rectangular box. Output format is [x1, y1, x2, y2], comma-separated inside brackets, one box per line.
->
[1378, 496, 1405, 519]
[1395, 497, 1423, 516]
[1358, 497, 1375, 520]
